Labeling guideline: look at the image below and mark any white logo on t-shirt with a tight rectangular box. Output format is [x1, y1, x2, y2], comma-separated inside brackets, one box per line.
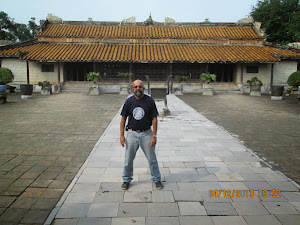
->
[133, 107, 145, 120]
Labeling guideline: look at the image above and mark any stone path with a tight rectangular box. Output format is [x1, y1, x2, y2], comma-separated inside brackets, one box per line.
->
[48, 94, 300, 225]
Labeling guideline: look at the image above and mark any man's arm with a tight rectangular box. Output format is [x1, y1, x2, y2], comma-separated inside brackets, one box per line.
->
[120, 116, 126, 147]
[150, 116, 157, 147]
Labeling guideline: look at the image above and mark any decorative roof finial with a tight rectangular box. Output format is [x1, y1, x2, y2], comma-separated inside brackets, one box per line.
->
[145, 13, 155, 26]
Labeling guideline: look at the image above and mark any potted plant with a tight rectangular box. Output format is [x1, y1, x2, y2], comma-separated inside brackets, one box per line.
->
[201, 73, 216, 95]
[117, 72, 133, 95]
[287, 71, 300, 94]
[86, 72, 101, 95]
[117, 72, 133, 83]
[0, 67, 14, 103]
[247, 76, 263, 96]
[38, 80, 52, 95]
[173, 75, 189, 95]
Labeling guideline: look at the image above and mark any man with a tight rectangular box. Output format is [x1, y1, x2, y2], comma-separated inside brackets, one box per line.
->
[120, 79, 163, 190]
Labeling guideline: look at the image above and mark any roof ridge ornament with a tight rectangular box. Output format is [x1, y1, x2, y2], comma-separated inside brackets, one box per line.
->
[47, 13, 62, 24]
[121, 17, 136, 26]
[144, 13, 155, 26]
[164, 17, 175, 26]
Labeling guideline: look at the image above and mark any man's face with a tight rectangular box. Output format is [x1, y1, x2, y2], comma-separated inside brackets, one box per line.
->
[132, 82, 144, 97]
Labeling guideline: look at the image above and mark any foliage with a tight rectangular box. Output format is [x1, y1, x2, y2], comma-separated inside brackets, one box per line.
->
[174, 75, 189, 83]
[0, 67, 14, 84]
[86, 72, 101, 82]
[247, 76, 263, 86]
[287, 71, 300, 87]
[200, 73, 216, 83]
[38, 81, 51, 88]
[117, 72, 133, 78]
[0, 11, 37, 42]
[251, 0, 300, 44]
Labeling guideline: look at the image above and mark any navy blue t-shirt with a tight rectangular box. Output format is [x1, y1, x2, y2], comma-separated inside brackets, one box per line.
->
[121, 94, 159, 130]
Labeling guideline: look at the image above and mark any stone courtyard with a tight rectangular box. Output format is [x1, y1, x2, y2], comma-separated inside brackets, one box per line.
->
[0, 92, 299, 225]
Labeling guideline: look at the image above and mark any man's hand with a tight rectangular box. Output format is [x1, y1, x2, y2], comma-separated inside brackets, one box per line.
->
[150, 137, 157, 147]
[120, 136, 126, 147]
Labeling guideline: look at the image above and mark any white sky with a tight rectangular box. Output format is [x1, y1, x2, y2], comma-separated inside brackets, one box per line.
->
[1, 0, 259, 25]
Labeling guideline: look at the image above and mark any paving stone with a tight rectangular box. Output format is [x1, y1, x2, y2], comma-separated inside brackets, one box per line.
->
[261, 202, 299, 214]
[0, 208, 27, 223]
[243, 215, 282, 225]
[123, 191, 151, 203]
[169, 168, 198, 175]
[152, 191, 174, 202]
[112, 217, 145, 225]
[20, 209, 51, 224]
[232, 202, 270, 215]
[32, 198, 58, 209]
[71, 183, 101, 193]
[94, 191, 124, 203]
[127, 182, 152, 192]
[118, 203, 147, 217]
[290, 202, 300, 212]
[259, 173, 288, 182]
[99, 182, 123, 192]
[173, 191, 202, 202]
[65, 192, 96, 204]
[9, 197, 37, 209]
[281, 192, 300, 201]
[268, 181, 299, 191]
[146, 216, 179, 225]
[52, 218, 79, 225]
[240, 173, 264, 181]
[0, 196, 17, 208]
[211, 215, 248, 225]
[215, 173, 245, 181]
[148, 203, 179, 217]
[206, 167, 231, 174]
[192, 182, 222, 191]
[56, 203, 90, 218]
[179, 216, 214, 225]
[275, 214, 300, 225]
[177, 182, 195, 191]
[204, 202, 238, 215]
[178, 202, 207, 216]
[87, 203, 119, 217]
[243, 181, 273, 190]
[77, 217, 111, 225]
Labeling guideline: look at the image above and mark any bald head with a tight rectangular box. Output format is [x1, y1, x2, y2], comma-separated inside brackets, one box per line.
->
[132, 79, 145, 99]
[132, 80, 144, 88]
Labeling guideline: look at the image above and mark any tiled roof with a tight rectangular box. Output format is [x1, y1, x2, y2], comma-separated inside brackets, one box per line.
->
[1, 42, 299, 63]
[35, 24, 262, 40]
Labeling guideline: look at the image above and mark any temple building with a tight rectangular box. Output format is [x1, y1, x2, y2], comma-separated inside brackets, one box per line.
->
[0, 15, 299, 93]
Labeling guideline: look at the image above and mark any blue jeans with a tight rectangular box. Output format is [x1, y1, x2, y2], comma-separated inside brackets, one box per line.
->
[123, 129, 161, 182]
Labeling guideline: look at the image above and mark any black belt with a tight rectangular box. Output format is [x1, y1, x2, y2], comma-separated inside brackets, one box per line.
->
[128, 128, 150, 133]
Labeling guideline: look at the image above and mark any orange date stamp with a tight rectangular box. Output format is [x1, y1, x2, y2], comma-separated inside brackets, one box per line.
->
[208, 189, 281, 198]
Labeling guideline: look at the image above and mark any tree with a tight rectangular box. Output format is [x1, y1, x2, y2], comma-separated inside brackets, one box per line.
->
[0, 11, 37, 42]
[251, 0, 300, 44]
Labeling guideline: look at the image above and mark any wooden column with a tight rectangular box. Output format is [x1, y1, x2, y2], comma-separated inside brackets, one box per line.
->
[26, 61, 30, 84]
[129, 63, 134, 82]
[240, 63, 244, 93]
[57, 62, 61, 83]
[270, 63, 274, 87]
[76, 63, 79, 81]
[168, 64, 173, 76]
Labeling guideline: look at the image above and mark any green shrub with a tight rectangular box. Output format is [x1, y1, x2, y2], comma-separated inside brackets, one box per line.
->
[117, 72, 133, 78]
[0, 67, 14, 85]
[247, 76, 263, 86]
[201, 73, 216, 83]
[175, 75, 189, 83]
[38, 81, 51, 88]
[287, 71, 300, 87]
[86, 72, 101, 82]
